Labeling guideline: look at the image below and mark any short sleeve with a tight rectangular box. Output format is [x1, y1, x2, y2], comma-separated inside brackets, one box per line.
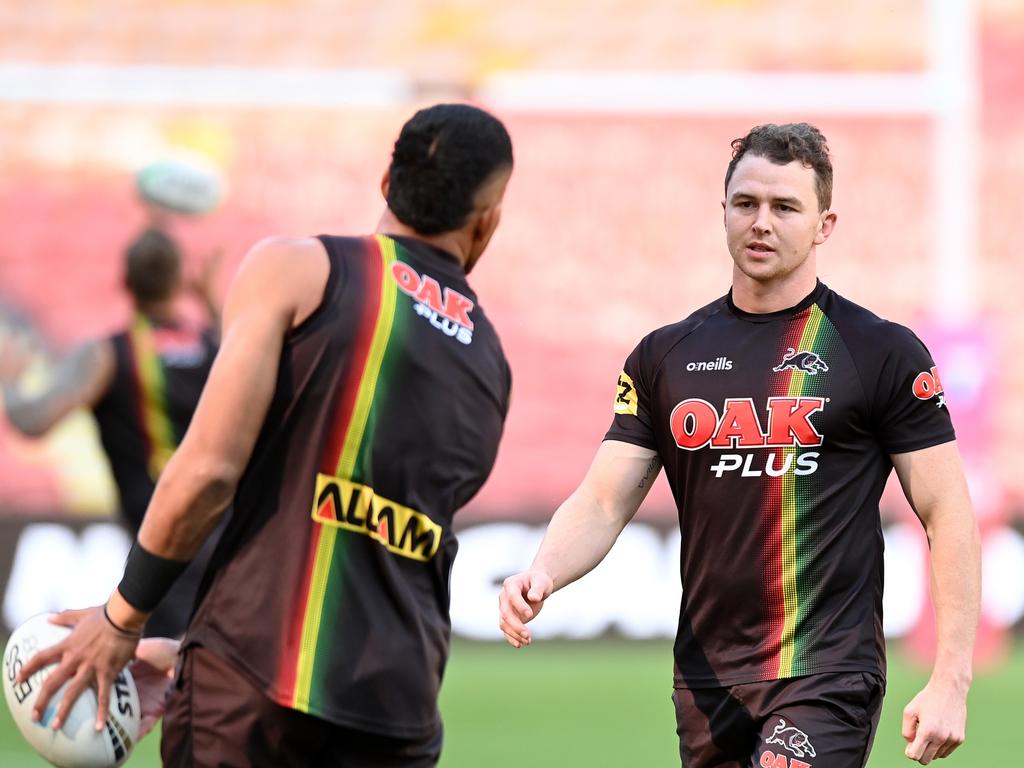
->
[604, 339, 657, 450]
[871, 325, 955, 454]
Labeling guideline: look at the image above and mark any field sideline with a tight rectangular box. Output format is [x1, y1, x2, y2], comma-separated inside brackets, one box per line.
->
[2, 640, 1018, 766]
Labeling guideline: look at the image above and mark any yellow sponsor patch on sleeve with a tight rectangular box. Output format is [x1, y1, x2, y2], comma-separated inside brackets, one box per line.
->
[614, 371, 638, 416]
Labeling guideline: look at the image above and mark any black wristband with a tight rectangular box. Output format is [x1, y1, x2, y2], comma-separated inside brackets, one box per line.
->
[103, 604, 142, 639]
[117, 540, 191, 613]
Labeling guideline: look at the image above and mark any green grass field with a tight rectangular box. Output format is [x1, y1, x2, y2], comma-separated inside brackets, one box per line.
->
[2, 640, 1018, 766]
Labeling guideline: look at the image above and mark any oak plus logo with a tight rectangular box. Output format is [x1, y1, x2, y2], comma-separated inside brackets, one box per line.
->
[669, 397, 825, 478]
[391, 262, 475, 345]
[152, 326, 208, 367]
[912, 365, 946, 408]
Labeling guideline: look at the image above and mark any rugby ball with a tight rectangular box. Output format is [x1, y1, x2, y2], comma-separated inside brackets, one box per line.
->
[3, 614, 141, 768]
[135, 157, 223, 215]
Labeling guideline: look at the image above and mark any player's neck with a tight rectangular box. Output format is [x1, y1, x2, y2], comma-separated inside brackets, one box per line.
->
[731, 264, 818, 315]
[375, 210, 469, 270]
[134, 299, 178, 324]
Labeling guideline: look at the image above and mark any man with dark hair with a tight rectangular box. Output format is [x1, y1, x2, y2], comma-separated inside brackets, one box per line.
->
[724, 123, 834, 211]
[123, 228, 186, 303]
[501, 122, 979, 767]
[0, 226, 219, 638]
[386, 102, 514, 238]
[23, 103, 514, 767]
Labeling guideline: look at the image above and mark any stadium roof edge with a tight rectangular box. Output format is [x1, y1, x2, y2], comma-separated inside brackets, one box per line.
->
[0, 63, 412, 107]
[0, 63, 947, 115]
[479, 71, 945, 116]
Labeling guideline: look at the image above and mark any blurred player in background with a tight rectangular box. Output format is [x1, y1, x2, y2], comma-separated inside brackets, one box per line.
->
[0, 227, 220, 638]
[500, 123, 980, 767]
[21, 103, 514, 767]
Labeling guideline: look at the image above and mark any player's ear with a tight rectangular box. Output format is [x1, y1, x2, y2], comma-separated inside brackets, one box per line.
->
[380, 170, 391, 200]
[473, 202, 502, 246]
[721, 199, 727, 227]
[462, 202, 504, 274]
[469, 168, 510, 247]
[814, 210, 837, 245]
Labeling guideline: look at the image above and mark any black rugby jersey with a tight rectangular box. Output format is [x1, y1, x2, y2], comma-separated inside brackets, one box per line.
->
[92, 315, 217, 530]
[606, 281, 954, 688]
[187, 234, 511, 737]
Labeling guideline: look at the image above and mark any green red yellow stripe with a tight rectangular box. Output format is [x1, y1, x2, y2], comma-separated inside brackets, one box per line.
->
[128, 314, 176, 480]
[766, 303, 838, 679]
[776, 305, 825, 676]
[284, 235, 403, 713]
[334, 236, 400, 479]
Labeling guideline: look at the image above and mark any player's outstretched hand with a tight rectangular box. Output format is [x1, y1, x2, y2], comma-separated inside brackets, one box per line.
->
[901, 678, 968, 764]
[498, 570, 554, 649]
[188, 247, 223, 303]
[131, 637, 181, 738]
[15, 606, 140, 734]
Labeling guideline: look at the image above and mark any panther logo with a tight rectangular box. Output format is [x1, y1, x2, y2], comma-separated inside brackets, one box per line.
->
[773, 348, 828, 376]
[765, 718, 817, 758]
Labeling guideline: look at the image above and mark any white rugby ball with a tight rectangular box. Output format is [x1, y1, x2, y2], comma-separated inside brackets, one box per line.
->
[136, 157, 223, 215]
[3, 614, 141, 768]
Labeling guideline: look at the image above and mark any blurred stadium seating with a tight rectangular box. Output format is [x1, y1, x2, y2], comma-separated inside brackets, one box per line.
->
[0, 0, 930, 72]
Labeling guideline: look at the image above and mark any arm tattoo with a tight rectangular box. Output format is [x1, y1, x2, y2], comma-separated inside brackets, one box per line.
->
[2, 342, 109, 436]
[637, 457, 659, 489]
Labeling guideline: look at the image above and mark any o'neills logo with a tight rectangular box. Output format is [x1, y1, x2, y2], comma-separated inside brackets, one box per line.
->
[670, 397, 825, 450]
[686, 357, 733, 372]
[311, 474, 442, 562]
[391, 262, 475, 345]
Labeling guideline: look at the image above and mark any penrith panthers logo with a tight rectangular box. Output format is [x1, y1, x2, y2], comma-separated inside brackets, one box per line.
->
[773, 348, 828, 375]
[766, 718, 817, 759]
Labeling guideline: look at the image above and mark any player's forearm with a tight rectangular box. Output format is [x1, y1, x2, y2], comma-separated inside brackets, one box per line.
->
[136, 448, 237, 560]
[1, 387, 65, 436]
[105, 451, 237, 632]
[2, 342, 111, 436]
[531, 487, 631, 592]
[132, 302, 288, 559]
[924, 506, 981, 688]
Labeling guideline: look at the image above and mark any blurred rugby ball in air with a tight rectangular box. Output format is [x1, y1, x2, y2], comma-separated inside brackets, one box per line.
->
[135, 157, 223, 215]
[3, 614, 141, 768]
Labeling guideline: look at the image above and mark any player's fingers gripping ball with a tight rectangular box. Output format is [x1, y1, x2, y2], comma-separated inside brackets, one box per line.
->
[3, 614, 141, 768]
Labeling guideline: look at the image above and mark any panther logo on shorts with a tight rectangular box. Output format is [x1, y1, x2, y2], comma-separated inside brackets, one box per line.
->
[766, 718, 817, 758]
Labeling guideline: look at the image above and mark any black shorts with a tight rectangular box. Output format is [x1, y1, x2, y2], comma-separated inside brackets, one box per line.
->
[672, 671, 884, 768]
[161, 646, 443, 768]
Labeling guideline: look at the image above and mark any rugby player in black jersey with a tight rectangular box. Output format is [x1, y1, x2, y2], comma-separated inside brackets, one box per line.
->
[500, 123, 980, 767]
[19, 104, 514, 767]
[1, 228, 220, 638]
